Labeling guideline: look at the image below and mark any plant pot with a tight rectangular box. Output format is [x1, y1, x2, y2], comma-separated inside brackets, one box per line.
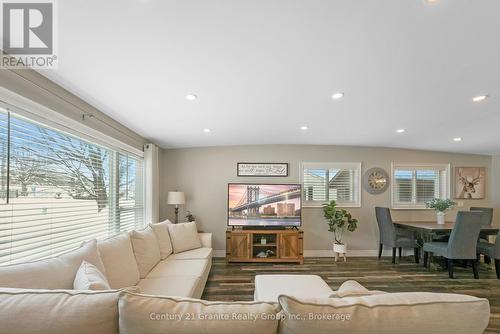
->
[333, 243, 347, 254]
[436, 211, 446, 225]
[333, 243, 347, 262]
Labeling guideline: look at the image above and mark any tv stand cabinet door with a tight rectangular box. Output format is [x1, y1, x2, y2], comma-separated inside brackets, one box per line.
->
[279, 233, 300, 260]
[228, 232, 251, 261]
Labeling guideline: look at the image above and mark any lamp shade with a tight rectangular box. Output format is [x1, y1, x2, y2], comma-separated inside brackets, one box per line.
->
[167, 191, 185, 205]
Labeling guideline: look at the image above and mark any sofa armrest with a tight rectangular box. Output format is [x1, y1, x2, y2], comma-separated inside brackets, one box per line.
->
[198, 233, 212, 248]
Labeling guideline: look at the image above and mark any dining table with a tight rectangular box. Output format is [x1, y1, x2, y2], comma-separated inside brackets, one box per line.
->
[394, 221, 499, 237]
[394, 220, 499, 247]
[393, 221, 499, 266]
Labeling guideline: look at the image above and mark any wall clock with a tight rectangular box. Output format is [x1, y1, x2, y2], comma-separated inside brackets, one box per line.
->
[363, 168, 389, 195]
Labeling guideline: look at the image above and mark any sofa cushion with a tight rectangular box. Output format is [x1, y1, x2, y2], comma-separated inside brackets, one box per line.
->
[137, 276, 200, 297]
[97, 233, 140, 288]
[0, 288, 122, 334]
[118, 291, 281, 334]
[147, 259, 209, 279]
[74, 261, 111, 290]
[0, 239, 105, 289]
[329, 280, 386, 298]
[150, 222, 173, 259]
[167, 222, 202, 253]
[278, 292, 490, 334]
[130, 227, 161, 278]
[167, 248, 213, 260]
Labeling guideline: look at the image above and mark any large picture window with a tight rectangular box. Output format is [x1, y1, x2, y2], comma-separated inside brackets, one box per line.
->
[0, 108, 144, 265]
[301, 162, 361, 207]
[391, 163, 450, 209]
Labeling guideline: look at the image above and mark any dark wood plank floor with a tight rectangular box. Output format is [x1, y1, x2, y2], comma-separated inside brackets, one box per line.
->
[202, 256, 500, 333]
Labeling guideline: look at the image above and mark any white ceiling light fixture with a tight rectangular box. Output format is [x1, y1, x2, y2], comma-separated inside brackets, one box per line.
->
[300, 126, 309, 131]
[396, 129, 406, 133]
[185, 94, 198, 101]
[453, 137, 462, 142]
[331, 92, 344, 100]
[472, 95, 488, 102]
[203, 128, 211, 133]
[424, 0, 439, 4]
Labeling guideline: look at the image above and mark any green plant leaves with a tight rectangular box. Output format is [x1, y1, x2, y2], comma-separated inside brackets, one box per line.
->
[322, 200, 358, 242]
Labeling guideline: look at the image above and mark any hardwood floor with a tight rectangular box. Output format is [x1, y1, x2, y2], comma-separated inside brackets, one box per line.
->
[203, 256, 500, 333]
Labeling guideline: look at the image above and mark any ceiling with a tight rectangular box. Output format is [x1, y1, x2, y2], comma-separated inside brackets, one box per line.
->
[40, 0, 500, 154]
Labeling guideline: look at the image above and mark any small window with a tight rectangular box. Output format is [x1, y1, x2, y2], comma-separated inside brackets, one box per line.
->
[391, 163, 450, 209]
[301, 162, 361, 207]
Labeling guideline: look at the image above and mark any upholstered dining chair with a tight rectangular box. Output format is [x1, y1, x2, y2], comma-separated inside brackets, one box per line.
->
[423, 211, 483, 279]
[470, 207, 493, 226]
[375, 207, 419, 264]
[476, 231, 500, 279]
[470, 207, 493, 261]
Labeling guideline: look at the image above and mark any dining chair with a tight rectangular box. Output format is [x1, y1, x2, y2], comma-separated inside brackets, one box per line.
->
[476, 231, 500, 279]
[470, 207, 493, 262]
[375, 207, 419, 264]
[423, 211, 483, 279]
[470, 207, 493, 226]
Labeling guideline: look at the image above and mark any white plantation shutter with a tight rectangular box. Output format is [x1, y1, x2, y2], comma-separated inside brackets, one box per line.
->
[0, 108, 145, 265]
[391, 163, 450, 209]
[301, 162, 361, 207]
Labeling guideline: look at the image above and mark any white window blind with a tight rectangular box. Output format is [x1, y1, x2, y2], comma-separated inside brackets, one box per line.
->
[391, 163, 450, 209]
[0, 108, 145, 265]
[301, 162, 361, 207]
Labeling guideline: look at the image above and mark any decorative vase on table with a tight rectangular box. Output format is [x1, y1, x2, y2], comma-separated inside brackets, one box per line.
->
[425, 198, 456, 226]
[436, 211, 446, 225]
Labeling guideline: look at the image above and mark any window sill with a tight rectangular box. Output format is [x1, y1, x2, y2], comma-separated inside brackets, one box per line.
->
[304, 203, 361, 208]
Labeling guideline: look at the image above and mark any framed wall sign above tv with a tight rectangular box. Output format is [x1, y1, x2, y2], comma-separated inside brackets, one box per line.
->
[237, 163, 288, 177]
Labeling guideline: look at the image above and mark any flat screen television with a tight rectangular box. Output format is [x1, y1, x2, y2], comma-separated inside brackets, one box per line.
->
[227, 183, 302, 227]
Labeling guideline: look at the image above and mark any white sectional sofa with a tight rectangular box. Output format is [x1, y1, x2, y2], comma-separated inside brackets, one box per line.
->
[0, 221, 213, 299]
[0, 221, 492, 334]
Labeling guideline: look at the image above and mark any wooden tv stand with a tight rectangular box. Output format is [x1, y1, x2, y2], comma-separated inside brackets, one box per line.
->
[226, 229, 303, 264]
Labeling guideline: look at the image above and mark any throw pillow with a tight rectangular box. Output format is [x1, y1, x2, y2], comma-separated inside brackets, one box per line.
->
[97, 233, 141, 288]
[74, 260, 111, 290]
[150, 222, 173, 259]
[130, 226, 161, 278]
[167, 222, 202, 253]
[329, 280, 387, 298]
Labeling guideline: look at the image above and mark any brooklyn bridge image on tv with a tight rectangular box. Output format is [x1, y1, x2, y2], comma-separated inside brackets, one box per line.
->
[228, 184, 301, 226]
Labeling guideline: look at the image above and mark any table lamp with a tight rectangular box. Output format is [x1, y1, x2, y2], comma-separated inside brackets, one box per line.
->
[167, 191, 185, 224]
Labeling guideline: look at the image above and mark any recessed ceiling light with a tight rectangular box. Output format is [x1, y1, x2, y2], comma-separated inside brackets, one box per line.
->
[185, 94, 197, 101]
[424, 0, 439, 3]
[203, 128, 211, 133]
[472, 95, 488, 102]
[453, 137, 462, 142]
[331, 92, 344, 100]
[300, 126, 308, 131]
[396, 129, 406, 133]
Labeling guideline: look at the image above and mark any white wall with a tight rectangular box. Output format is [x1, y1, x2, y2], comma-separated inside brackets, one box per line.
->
[160, 145, 494, 255]
[0, 69, 147, 151]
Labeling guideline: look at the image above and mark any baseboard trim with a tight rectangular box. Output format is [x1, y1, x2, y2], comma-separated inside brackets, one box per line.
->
[213, 250, 226, 258]
[213, 249, 407, 258]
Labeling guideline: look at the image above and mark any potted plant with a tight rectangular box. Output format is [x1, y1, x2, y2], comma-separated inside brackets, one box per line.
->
[425, 198, 456, 225]
[322, 200, 358, 261]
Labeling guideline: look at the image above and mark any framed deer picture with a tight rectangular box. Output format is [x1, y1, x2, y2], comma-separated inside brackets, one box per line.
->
[454, 167, 486, 199]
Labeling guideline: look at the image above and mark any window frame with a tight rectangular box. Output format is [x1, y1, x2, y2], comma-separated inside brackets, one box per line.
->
[391, 162, 451, 210]
[0, 104, 145, 265]
[300, 162, 362, 208]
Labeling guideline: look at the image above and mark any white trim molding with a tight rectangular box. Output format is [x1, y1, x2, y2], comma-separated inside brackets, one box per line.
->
[213, 249, 408, 258]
